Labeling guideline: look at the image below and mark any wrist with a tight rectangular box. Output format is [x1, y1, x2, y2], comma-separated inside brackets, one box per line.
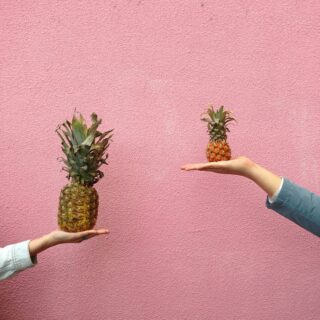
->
[245, 162, 262, 181]
[237, 157, 258, 179]
[245, 162, 282, 197]
[45, 232, 60, 247]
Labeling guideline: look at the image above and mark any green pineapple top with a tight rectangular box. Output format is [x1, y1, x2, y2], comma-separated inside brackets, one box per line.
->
[201, 106, 235, 142]
[56, 112, 113, 186]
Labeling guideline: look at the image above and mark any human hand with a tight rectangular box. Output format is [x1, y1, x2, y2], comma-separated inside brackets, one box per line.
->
[181, 156, 256, 178]
[28, 228, 109, 256]
[48, 228, 109, 245]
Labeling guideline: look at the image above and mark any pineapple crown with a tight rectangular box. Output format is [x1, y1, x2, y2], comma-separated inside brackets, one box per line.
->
[56, 112, 113, 186]
[201, 105, 235, 141]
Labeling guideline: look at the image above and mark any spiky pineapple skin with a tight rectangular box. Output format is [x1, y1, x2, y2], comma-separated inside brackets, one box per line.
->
[58, 183, 98, 232]
[206, 140, 231, 162]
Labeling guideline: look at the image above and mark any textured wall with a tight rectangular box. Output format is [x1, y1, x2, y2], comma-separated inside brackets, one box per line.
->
[1, 1, 320, 319]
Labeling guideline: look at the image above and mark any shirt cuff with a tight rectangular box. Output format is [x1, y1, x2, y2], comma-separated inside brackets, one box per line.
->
[12, 240, 37, 272]
[268, 177, 284, 204]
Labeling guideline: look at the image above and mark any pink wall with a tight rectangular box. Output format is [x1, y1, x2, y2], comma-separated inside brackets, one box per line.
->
[1, 1, 320, 319]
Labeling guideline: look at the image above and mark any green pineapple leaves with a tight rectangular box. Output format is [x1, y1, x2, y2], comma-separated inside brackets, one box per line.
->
[56, 112, 113, 186]
[201, 105, 236, 141]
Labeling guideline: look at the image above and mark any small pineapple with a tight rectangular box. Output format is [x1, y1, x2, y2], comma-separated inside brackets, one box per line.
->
[56, 112, 113, 232]
[201, 106, 235, 162]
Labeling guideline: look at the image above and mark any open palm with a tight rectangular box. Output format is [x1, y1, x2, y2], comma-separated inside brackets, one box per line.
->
[49, 229, 109, 244]
[181, 156, 255, 177]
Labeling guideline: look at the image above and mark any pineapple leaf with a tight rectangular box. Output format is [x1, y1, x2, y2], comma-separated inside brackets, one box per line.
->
[91, 113, 98, 123]
[96, 129, 114, 142]
[57, 112, 113, 185]
[81, 134, 95, 147]
[72, 114, 87, 144]
[202, 105, 236, 142]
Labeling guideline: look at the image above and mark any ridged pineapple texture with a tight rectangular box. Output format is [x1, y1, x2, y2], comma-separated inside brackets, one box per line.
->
[56, 112, 113, 232]
[201, 106, 235, 162]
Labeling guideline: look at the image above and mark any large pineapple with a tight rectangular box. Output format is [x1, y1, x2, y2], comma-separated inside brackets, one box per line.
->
[56, 112, 113, 232]
[201, 106, 235, 162]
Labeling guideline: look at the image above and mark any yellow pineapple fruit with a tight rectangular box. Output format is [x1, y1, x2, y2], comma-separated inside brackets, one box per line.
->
[201, 106, 235, 162]
[56, 112, 113, 232]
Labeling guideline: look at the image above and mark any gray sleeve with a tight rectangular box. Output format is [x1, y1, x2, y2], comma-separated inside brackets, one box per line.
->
[266, 178, 320, 236]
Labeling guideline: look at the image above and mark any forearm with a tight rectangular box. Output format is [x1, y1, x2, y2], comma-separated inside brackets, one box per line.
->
[245, 162, 282, 198]
[28, 234, 56, 257]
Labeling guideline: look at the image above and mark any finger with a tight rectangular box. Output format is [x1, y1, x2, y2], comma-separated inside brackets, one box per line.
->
[198, 168, 230, 174]
[95, 228, 109, 234]
[73, 233, 98, 243]
[67, 231, 95, 242]
[81, 231, 109, 242]
[181, 162, 220, 171]
[84, 234, 96, 240]
[79, 228, 109, 236]
[181, 164, 203, 171]
[88, 232, 109, 239]
[75, 229, 109, 241]
[85, 229, 109, 236]
[74, 232, 109, 243]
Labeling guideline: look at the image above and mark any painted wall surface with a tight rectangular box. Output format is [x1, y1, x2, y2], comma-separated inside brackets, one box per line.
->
[1, 1, 320, 319]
